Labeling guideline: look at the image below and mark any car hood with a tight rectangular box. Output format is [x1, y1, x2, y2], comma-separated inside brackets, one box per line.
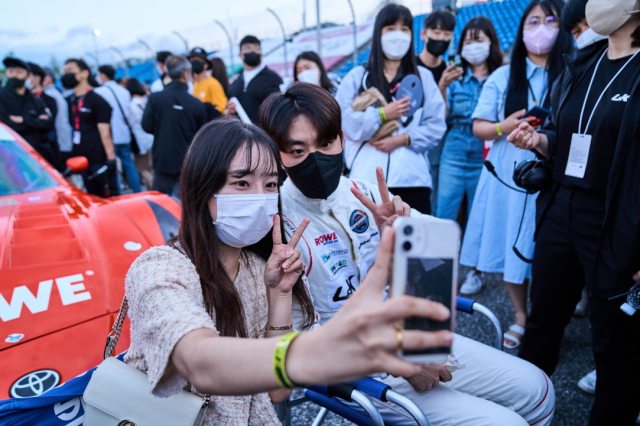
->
[0, 185, 176, 350]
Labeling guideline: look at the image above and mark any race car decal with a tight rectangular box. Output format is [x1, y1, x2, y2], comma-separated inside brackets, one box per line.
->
[0, 274, 91, 322]
[144, 199, 179, 243]
[350, 210, 370, 234]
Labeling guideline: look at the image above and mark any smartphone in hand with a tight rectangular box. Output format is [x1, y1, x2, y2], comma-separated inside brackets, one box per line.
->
[392, 217, 459, 364]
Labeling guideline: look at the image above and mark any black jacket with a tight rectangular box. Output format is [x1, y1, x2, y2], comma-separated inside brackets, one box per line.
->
[537, 40, 640, 297]
[142, 81, 207, 175]
[0, 85, 54, 149]
[227, 66, 283, 124]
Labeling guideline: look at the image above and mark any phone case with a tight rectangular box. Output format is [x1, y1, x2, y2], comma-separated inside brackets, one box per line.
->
[392, 217, 460, 364]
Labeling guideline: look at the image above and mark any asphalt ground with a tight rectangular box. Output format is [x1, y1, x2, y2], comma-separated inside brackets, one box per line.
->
[289, 266, 595, 426]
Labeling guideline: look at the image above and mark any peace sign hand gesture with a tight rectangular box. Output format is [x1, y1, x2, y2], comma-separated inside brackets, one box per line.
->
[351, 167, 411, 230]
[264, 215, 311, 294]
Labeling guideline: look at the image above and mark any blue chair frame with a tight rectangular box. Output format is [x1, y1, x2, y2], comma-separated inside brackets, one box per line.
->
[276, 296, 503, 426]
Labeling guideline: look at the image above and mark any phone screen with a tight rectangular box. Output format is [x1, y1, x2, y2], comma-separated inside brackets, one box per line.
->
[403, 257, 453, 355]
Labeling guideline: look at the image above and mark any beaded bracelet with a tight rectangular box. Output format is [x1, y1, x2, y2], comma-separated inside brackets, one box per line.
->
[378, 106, 387, 123]
[273, 332, 302, 389]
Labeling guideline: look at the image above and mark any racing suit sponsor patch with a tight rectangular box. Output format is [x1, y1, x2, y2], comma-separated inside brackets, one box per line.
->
[350, 210, 370, 234]
[326, 267, 358, 311]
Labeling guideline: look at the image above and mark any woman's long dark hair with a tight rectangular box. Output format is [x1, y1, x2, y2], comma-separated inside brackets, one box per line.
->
[504, 0, 574, 117]
[293, 51, 335, 92]
[210, 57, 230, 95]
[457, 17, 504, 75]
[174, 118, 315, 337]
[366, 3, 419, 94]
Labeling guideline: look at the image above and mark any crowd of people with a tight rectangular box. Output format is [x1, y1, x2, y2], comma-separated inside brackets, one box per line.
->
[1, 0, 640, 424]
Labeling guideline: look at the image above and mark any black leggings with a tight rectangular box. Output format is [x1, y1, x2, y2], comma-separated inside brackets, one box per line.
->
[387, 187, 432, 215]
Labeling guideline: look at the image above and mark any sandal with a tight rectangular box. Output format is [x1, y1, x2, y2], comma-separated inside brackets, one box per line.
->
[503, 324, 525, 349]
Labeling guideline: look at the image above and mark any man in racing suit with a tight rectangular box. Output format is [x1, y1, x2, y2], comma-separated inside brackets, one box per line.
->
[260, 83, 555, 426]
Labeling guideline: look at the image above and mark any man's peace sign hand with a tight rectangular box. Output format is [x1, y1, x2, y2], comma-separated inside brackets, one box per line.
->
[264, 214, 311, 293]
[350, 167, 411, 230]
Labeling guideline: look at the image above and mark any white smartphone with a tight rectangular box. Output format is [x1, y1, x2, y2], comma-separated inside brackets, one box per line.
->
[392, 217, 460, 364]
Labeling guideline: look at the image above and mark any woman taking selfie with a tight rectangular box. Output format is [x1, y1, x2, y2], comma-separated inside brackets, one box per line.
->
[336, 3, 446, 214]
[124, 118, 453, 424]
[435, 17, 503, 224]
[459, 0, 573, 348]
[509, 0, 640, 422]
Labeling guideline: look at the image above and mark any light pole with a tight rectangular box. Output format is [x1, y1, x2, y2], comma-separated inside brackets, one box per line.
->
[93, 28, 101, 64]
[110, 47, 130, 77]
[138, 39, 157, 80]
[215, 20, 236, 74]
[302, 0, 307, 31]
[173, 31, 189, 54]
[266, 8, 289, 77]
[345, 0, 358, 66]
[316, 0, 322, 57]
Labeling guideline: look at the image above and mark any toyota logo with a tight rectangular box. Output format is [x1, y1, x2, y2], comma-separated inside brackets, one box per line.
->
[10, 370, 60, 398]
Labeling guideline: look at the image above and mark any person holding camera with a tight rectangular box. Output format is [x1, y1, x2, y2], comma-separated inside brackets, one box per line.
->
[509, 1, 640, 423]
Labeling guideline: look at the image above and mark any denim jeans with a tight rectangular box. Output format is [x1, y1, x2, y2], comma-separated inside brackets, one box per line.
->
[115, 143, 141, 193]
[436, 126, 483, 220]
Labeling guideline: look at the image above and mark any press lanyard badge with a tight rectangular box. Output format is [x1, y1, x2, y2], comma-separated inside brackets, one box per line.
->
[566, 48, 640, 179]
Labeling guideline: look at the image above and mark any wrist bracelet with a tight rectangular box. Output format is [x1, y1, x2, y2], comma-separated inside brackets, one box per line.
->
[495, 122, 503, 136]
[273, 332, 302, 388]
[404, 133, 410, 147]
[266, 323, 294, 330]
[378, 107, 387, 123]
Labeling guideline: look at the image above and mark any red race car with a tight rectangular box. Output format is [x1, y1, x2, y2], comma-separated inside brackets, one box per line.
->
[0, 122, 180, 399]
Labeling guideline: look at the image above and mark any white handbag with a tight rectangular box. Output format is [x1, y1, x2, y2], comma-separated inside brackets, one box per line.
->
[82, 297, 210, 426]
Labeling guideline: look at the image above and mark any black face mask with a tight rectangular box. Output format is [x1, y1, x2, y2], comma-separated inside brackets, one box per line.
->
[190, 60, 205, 74]
[243, 52, 261, 67]
[61, 73, 80, 89]
[285, 151, 344, 199]
[5, 77, 26, 90]
[426, 38, 450, 57]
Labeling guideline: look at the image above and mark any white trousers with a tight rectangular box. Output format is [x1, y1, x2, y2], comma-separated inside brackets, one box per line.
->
[352, 334, 555, 426]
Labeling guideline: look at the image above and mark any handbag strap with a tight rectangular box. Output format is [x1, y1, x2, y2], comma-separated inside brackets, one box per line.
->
[104, 296, 128, 359]
[105, 85, 132, 130]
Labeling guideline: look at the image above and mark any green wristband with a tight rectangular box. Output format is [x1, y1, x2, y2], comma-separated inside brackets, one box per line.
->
[273, 332, 302, 389]
[378, 107, 387, 123]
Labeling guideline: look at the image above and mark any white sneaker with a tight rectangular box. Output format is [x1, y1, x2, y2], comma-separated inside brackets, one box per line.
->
[578, 369, 596, 395]
[459, 271, 483, 295]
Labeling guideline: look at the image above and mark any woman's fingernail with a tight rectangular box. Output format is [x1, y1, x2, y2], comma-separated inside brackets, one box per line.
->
[440, 307, 450, 317]
[443, 332, 454, 343]
[283, 262, 290, 269]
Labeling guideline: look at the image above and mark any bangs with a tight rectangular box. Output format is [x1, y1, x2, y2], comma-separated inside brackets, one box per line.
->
[380, 6, 414, 29]
[233, 138, 281, 178]
[539, 0, 560, 17]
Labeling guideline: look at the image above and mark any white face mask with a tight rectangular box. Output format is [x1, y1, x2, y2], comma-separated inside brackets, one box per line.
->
[297, 68, 321, 85]
[212, 194, 279, 248]
[381, 31, 412, 60]
[461, 42, 491, 65]
[575, 28, 607, 50]
[25, 78, 34, 90]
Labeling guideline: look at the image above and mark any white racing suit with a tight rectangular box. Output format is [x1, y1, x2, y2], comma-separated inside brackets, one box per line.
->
[284, 176, 555, 425]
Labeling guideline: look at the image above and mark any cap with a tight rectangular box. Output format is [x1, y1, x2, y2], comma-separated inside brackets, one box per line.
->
[187, 47, 208, 62]
[42, 66, 56, 79]
[620, 302, 637, 316]
[3, 57, 30, 72]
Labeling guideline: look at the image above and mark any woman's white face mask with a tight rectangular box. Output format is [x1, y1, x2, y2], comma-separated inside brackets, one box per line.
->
[381, 31, 412, 60]
[212, 194, 279, 248]
[297, 68, 321, 85]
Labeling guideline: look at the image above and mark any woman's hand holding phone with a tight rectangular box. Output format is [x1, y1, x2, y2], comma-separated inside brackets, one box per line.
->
[286, 227, 453, 385]
[351, 167, 411, 229]
[264, 215, 310, 294]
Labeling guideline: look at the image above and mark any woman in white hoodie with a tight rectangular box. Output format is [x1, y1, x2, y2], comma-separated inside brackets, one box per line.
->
[336, 3, 446, 214]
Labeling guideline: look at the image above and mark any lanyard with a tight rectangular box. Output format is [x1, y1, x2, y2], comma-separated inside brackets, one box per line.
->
[527, 80, 548, 107]
[71, 90, 90, 131]
[578, 47, 640, 135]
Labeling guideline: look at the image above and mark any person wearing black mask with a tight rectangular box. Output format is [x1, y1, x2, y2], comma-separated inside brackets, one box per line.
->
[226, 35, 283, 123]
[0, 57, 57, 168]
[187, 47, 226, 120]
[62, 58, 118, 197]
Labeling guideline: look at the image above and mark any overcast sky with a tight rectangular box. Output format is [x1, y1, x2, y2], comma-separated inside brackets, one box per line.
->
[0, 0, 432, 69]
